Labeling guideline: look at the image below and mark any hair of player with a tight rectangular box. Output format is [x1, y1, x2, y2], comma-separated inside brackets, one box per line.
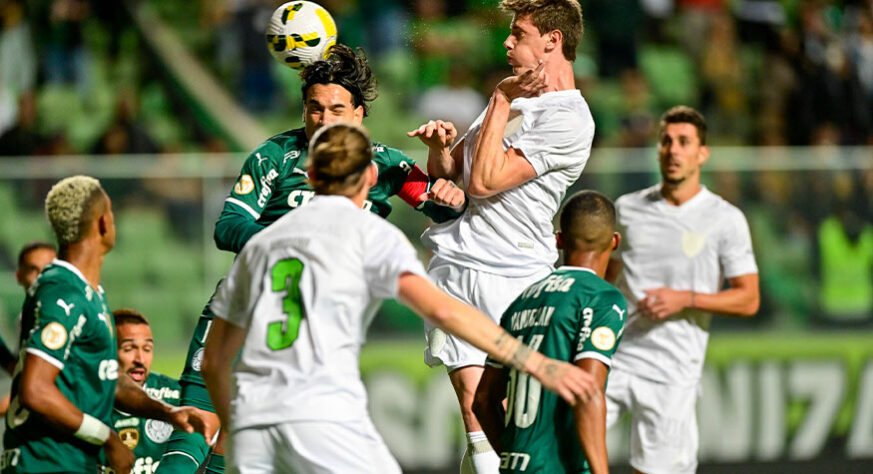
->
[44, 175, 107, 247]
[559, 190, 616, 253]
[17, 241, 56, 268]
[308, 123, 373, 196]
[113, 308, 150, 327]
[499, 0, 584, 61]
[660, 105, 708, 145]
[300, 44, 378, 117]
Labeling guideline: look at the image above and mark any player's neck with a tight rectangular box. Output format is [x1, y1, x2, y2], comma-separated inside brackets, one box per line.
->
[563, 251, 609, 278]
[59, 244, 104, 290]
[545, 60, 576, 92]
[660, 178, 703, 206]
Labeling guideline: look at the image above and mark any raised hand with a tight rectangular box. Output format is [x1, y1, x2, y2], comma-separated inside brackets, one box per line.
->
[496, 61, 548, 101]
[419, 178, 465, 212]
[407, 120, 458, 150]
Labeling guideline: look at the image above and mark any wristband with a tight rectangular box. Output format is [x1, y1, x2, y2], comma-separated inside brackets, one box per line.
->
[74, 413, 111, 445]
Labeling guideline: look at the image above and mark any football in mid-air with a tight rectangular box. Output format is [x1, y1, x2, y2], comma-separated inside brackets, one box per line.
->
[266, 1, 337, 70]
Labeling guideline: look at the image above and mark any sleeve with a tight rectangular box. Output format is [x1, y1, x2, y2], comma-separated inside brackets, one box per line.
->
[381, 148, 466, 223]
[572, 290, 627, 368]
[364, 221, 428, 300]
[24, 284, 86, 370]
[507, 107, 593, 177]
[213, 142, 282, 253]
[718, 207, 759, 278]
[210, 244, 267, 328]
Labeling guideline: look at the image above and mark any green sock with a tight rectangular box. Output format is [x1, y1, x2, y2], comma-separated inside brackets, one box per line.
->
[205, 452, 226, 474]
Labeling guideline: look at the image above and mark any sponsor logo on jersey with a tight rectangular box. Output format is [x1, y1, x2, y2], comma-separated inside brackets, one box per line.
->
[145, 386, 180, 401]
[191, 348, 205, 372]
[500, 452, 531, 471]
[287, 189, 315, 208]
[682, 231, 707, 258]
[56, 298, 75, 317]
[255, 152, 268, 166]
[120, 427, 140, 449]
[257, 169, 280, 207]
[520, 275, 575, 299]
[145, 419, 173, 444]
[41, 322, 68, 350]
[234, 175, 255, 195]
[0, 449, 21, 469]
[591, 327, 616, 351]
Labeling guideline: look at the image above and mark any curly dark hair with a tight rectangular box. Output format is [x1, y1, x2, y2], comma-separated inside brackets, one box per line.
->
[299, 44, 378, 117]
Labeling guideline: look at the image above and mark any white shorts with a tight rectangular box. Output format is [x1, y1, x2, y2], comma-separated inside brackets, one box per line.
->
[605, 368, 699, 474]
[423, 261, 551, 371]
[228, 418, 401, 474]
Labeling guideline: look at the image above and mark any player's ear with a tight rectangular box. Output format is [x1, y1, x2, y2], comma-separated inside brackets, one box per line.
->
[555, 232, 564, 250]
[611, 232, 621, 251]
[698, 144, 710, 166]
[545, 29, 561, 54]
[353, 105, 364, 124]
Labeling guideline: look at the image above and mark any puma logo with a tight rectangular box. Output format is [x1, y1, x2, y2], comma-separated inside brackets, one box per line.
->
[256, 153, 268, 166]
[56, 299, 75, 317]
[612, 304, 626, 321]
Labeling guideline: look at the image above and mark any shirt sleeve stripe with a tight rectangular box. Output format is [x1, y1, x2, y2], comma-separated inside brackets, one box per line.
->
[573, 351, 612, 367]
[225, 197, 261, 220]
[26, 348, 65, 370]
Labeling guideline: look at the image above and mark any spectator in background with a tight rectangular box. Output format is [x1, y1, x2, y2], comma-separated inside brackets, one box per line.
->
[91, 90, 160, 155]
[0, 0, 37, 135]
[701, 11, 748, 142]
[41, 0, 91, 95]
[0, 91, 49, 156]
[410, 0, 479, 89]
[585, 0, 644, 77]
[416, 62, 486, 134]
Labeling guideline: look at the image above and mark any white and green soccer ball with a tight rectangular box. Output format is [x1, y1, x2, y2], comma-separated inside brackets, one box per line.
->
[266, 1, 337, 70]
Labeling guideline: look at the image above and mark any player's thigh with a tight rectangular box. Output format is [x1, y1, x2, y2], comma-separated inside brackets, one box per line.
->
[278, 419, 402, 474]
[227, 426, 276, 474]
[627, 377, 698, 474]
[605, 368, 632, 428]
[471, 266, 552, 322]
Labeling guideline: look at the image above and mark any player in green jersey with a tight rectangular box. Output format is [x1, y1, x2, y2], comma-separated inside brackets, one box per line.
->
[474, 190, 626, 474]
[111, 309, 181, 474]
[2, 176, 203, 474]
[156, 44, 467, 474]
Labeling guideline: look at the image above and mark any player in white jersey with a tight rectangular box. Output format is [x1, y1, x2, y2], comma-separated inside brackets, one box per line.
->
[604, 106, 760, 474]
[407, 1, 593, 471]
[199, 123, 601, 474]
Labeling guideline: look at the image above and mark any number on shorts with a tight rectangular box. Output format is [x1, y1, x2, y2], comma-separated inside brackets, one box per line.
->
[268, 258, 306, 351]
[504, 334, 544, 429]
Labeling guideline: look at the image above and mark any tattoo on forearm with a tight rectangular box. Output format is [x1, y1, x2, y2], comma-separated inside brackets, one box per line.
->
[510, 343, 533, 372]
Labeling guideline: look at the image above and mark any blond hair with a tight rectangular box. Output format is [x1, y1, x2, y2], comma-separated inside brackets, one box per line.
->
[500, 0, 584, 61]
[45, 176, 106, 246]
[308, 123, 373, 196]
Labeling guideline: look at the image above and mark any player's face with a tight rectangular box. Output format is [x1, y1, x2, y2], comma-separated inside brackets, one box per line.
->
[304, 84, 365, 139]
[504, 15, 548, 74]
[15, 248, 56, 289]
[117, 323, 154, 386]
[658, 123, 709, 185]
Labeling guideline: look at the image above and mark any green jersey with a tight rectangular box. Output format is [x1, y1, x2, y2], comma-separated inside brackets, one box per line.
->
[111, 373, 180, 474]
[214, 127, 460, 253]
[486, 266, 627, 474]
[3, 260, 117, 474]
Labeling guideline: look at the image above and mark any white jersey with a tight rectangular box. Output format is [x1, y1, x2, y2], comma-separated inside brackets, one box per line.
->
[211, 195, 427, 431]
[422, 89, 594, 277]
[611, 184, 758, 386]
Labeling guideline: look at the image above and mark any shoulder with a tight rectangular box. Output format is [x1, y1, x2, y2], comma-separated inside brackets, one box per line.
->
[701, 189, 749, 225]
[372, 142, 414, 167]
[616, 185, 659, 211]
[530, 91, 593, 128]
[248, 128, 307, 164]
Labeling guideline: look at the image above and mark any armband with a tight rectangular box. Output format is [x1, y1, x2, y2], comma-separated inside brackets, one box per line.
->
[74, 413, 110, 445]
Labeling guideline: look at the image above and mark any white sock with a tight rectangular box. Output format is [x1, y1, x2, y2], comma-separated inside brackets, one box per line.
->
[461, 431, 500, 474]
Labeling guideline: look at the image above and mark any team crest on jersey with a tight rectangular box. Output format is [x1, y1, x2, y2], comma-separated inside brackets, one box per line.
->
[145, 419, 173, 443]
[119, 428, 139, 449]
[681, 231, 707, 258]
[191, 348, 205, 371]
[591, 327, 616, 351]
[41, 322, 67, 350]
[234, 175, 255, 195]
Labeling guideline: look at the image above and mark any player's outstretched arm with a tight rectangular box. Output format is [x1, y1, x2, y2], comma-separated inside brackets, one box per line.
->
[572, 359, 610, 474]
[407, 120, 463, 180]
[19, 354, 134, 473]
[201, 317, 247, 430]
[472, 366, 508, 452]
[397, 273, 600, 404]
[114, 373, 208, 439]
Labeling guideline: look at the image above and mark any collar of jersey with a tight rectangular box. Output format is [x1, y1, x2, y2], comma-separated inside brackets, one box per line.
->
[51, 258, 105, 294]
[557, 265, 596, 275]
[654, 183, 710, 211]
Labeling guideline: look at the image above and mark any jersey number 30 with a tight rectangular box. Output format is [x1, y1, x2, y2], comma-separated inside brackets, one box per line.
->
[268, 258, 306, 351]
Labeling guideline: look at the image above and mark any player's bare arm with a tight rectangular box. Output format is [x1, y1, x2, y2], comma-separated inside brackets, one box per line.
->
[639, 273, 760, 321]
[201, 317, 247, 430]
[407, 120, 463, 180]
[573, 358, 610, 474]
[466, 63, 547, 198]
[114, 373, 208, 438]
[19, 354, 134, 473]
[472, 366, 508, 452]
[397, 272, 600, 404]
[420, 178, 466, 212]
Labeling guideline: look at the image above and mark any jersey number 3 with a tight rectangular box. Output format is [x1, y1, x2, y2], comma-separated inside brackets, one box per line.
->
[268, 258, 306, 351]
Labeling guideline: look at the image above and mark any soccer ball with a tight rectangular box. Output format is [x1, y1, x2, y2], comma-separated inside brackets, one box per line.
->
[266, 1, 338, 70]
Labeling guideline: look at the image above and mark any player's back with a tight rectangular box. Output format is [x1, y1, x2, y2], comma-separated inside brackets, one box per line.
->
[492, 267, 626, 474]
[215, 195, 425, 431]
